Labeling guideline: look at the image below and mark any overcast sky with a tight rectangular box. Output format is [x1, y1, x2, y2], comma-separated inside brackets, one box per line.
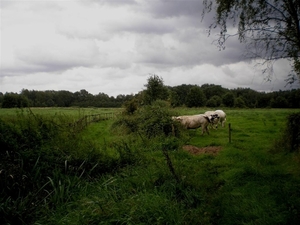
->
[1, 0, 299, 97]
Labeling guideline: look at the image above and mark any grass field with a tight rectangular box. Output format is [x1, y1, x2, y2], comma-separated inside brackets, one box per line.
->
[0, 107, 121, 118]
[1, 107, 300, 224]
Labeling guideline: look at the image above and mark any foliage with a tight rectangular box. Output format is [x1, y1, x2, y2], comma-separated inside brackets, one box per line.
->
[2, 93, 29, 108]
[234, 96, 246, 108]
[2, 84, 300, 109]
[202, 0, 300, 82]
[222, 92, 235, 107]
[138, 100, 178, 138]
[206, 95, 222, 107]
[201, 83, 227, 99]
[271, 96, 289, 108]
[16, 89, 133, 108]
[123, 96, 139, 114]
[113, 100, 182, 139]
[143, 74, 169, 105]
[169, 90, 181, 107]
[186, 86, 207, 107]
[285, 112, 300, 151]
[0, 110, 139, 224]
[169, 84, 197, 106]
[274, 112, 300, 152]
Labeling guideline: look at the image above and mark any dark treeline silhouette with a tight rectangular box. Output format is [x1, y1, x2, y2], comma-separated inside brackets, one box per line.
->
[1, 84, 300, 108]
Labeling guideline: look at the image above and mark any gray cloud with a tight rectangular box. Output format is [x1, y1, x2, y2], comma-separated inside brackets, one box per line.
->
[144, 0, 203, 18]
[0, 0, 297, 96]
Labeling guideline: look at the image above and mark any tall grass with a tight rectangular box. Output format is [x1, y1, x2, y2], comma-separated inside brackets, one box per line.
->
[0, 108, 138, 224]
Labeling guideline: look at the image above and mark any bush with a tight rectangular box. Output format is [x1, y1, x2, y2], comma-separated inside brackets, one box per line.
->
[272, 112, 300, 153]
[112, 100, 182, 139]
[285, 112, 300, 152]
[138, 100, 180, 138]
[0, 110, 139, 224]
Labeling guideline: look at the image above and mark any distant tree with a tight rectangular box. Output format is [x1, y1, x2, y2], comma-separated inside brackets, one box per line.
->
[72, 90, 91, 107]
[287, 89, 300, 108]
[2, 93, 29, 108]
[206, 95, 222, 107]
[169, 90, 181, 107]
[54, 91, 74, 107]
[186, 86, 207, 107]
[271, 96, 289, 108]
[0, 92, 3, 107]
[222, 92, 235, 107]
[201, 84, 227, 99]
[170, 84, 197, 106]
[2, 93, 18, 108]
[206, 98, 217, 108]
[202, 0, 300, 83]
[143, 74, 169, 105]
[234, 97, 246, 108]
[232, 88, 259, 108]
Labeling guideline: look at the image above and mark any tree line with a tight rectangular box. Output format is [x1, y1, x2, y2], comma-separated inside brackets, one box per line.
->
[1, 81, 300, 109]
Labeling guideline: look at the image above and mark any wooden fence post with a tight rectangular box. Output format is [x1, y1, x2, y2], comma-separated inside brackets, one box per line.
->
[229, 123, 231, 143]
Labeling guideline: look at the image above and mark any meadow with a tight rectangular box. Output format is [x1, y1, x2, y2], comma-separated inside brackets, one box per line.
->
[1, 107, 300, 224]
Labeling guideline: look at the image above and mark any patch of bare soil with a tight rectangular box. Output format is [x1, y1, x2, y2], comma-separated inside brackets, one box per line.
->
[183, 145, 222, 156]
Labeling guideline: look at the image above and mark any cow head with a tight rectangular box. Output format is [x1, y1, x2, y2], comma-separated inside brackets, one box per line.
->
[209, 114, 219, 123]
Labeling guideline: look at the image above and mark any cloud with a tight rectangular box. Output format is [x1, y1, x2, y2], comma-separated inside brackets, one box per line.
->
[16, 39, 101, 72]
[143, 0, 203, 18]
[0, 0, 298, 97]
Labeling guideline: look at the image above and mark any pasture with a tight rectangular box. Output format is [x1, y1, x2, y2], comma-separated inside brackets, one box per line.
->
[1, 107, 300, 224]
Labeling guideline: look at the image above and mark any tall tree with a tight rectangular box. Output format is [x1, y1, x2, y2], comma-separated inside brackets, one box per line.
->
[186, 86, 207, 107]
[143, 74, 169, 105]
[203, 0, 300, 83]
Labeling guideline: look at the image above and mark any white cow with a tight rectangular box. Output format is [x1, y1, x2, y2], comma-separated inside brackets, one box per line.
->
[204, 111, 220, 129]
[175, 114, 214, 135]
[214, 109, 226, 127]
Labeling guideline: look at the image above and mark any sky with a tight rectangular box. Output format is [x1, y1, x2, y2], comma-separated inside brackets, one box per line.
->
[1, 0, 299, 97]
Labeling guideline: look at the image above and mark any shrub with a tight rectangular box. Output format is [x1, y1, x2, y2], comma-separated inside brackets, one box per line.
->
[285, 112, 300, 152]
[1, 110, 137, 224]
[112, 100, 182, 139]
[272, 112, 300, 153]
[138, 100, 179, 138]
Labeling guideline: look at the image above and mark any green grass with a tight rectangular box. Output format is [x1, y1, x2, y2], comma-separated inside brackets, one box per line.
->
[0, 107, 122, 119]
[2, 107, 300, 224]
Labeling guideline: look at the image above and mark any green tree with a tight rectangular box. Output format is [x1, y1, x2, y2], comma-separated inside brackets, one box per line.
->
[234, 97, 246, 108]
[186, 86, 206, 107]
[124, 97, 139, 114]
[143, 74, 169, 105]
[201, 84, 227, 99]
[169, 90, 181, 107]
[222, 92, 235, 107]
[2, 93, 29, 108]
[232, 88, 259, 108]
[170, 84, 197, 106]
[271, 96, 289, 108]
[206, 95, 222, 107]
[203, 0, 300, 82]
[0, 92, 3, 107]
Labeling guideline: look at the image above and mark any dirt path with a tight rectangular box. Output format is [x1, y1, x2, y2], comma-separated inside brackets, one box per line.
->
[182, 145, 222, 155]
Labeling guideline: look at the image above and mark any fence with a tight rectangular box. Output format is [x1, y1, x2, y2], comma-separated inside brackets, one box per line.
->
[69, 112, 119, 131]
